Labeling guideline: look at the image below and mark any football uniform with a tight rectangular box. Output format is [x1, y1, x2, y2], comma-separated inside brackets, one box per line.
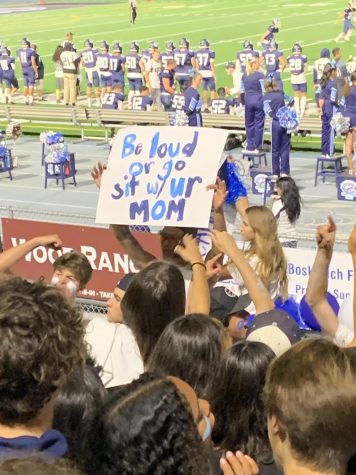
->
[174, 48, 194, 91]
[287, 53, 308, 92]
[126, 53, 143, 91]
[0, 55, 18, 89]
[236, 48, 259, 74]
[102, 91, 125, 109]
[313, 57, 331, 85]
[264, 25, 279, 44]
[132, 95, 153, 111]
[344, 6, 356, 33]
[96, 52, 112, 88]
[161, 51, 174, 69]
[262, 49, 284, 90]
[171, 93, 185, 111]
[194, 48, 215, 91]
[320, 79, 338, 156]
[160, 68, 175, 111]
[17, 47, 36, 86]
[110, 54, 126, 88]
[81, 47, 100, 87]
[210, 97, 239, 114]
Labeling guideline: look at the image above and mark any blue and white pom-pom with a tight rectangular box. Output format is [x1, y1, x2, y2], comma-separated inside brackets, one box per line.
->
[170, 109, 189, 126]
[331, 113, 350, 137]
[276, 106, 299, 133]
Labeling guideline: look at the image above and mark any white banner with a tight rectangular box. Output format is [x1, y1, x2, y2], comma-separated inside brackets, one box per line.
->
[96, 126, 228, 228]
[284, 247, 353, 305]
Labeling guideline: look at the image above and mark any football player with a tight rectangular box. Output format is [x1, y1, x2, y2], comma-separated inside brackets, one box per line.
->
[258, 18, 281, 49]
[110, 43, 126, 93]
[174, 38, 194, 93]
[97, 41, 112, 97]
[159, 58, 176, 111]
[132, 85, 153, 111]
[0, 47, 18, 103]
[287, 43, 308, 117]
[126, 42, 143, 106]
[81, 39, 100, 107]
[194, 39, 216, 110]
[161, 41, 175, 69]
[236, 40, 259, 75]
[335, 1, 356, 42]
[261, 39, 286, 91]
[17, 38, 38, 104]
[140, 41, 159, 70]
[210, 87, 239, 114]
[313, 48, 331, 106]
[102, 84, 125, 110]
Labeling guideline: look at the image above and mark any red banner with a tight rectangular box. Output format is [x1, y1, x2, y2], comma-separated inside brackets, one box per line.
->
[1, 218, 162, 301]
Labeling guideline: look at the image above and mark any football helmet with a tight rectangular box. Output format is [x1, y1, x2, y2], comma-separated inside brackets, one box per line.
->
[200, 39, 210, 48]
[84, 39, 94, 49]
[243, 40, 253, 50]
[113, 42, 123, 53]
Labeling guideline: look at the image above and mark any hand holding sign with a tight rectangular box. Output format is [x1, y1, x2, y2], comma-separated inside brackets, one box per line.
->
[95, 126, 228, 228]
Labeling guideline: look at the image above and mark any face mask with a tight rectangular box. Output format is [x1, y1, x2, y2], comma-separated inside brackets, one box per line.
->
[202, 415, 212, 442]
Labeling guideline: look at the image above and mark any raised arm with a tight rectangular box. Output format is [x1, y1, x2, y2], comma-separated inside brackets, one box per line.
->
[211, 230, 274, 315]
[91, 162, 156, 270]
[0, 234, 62, 274]
[348, 224, 356, 336]
[174, 234, 210, 315]
[305, 217, 339, 337]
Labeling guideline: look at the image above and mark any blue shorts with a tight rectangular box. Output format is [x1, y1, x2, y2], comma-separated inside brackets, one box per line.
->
[22, 68, 35, 87]
[344, 111, 356, 128]
[86, 70, 100, 87]
[111, 73, 125, 88]
[160, 94, 173, 111]
[292, 83, 307, 93]
[344, 19, 354, 33]
[3, 74, 19, 89]
[128, 78, 142, 91]
[100, 75, 112, 88]
[202, 77, 216, 91]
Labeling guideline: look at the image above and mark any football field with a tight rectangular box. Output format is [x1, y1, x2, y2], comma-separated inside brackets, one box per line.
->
[0, 0, 354, 98]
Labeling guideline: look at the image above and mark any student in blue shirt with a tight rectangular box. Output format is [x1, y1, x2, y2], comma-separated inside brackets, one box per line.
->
[184, 72, 203, 126]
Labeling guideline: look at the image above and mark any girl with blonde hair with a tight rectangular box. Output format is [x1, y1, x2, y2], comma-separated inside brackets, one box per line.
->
[226, 205, 288, 314]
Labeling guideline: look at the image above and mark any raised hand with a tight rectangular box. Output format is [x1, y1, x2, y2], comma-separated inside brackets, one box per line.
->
[35, 234, 62, 249]
[174, 234, 203, 265]
[220, 451, 259, 475]
[205, 253, 223, 280]
[316, 216, 336, 258]
[91, 162, 107, 189]
[207, 177, 228, 212]
[210, 229, 238, 257]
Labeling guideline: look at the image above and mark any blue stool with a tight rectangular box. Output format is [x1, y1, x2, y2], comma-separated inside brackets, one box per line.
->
[314, 155, 344, 186]
[263, 176, 274, 205]
[242, 150, 267, 168]
[0, 150, 13, 181]
[44, 153, 77, 190]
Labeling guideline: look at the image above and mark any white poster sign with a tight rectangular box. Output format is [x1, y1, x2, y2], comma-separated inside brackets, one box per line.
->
[96, 126, 228, 228]
[284, 247, 353, 304]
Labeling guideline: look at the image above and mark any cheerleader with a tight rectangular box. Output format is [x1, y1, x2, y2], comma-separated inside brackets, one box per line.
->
[341, 71, 356, 174]
[263, 77, 294, 178]
[241, 58, 265, 152]
[318, 64, 338, 158]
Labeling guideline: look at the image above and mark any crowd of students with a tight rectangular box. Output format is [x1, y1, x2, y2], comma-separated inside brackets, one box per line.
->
[0, 158, 354, 475]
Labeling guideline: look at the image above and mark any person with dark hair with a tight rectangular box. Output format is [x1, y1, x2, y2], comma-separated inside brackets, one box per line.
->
[0, 234, 93, 304]
[264, 338, 356, 475]
[52, 45, 64, 103]
[210, 341, 279, 475]
[86, 235, 211, 388]
[82, 374, 211, 475]
[341, 71, 356, 174]
[271, 176, 301, 247]
[263, 77, 294, 179]
[0, 459, 82, 475]
[184, 71, 203, 126]
[318, 63, 338, 157]
[0, 277, 85, 461]
[32, 44, 45, 101]
[147, 314, 227, 398]
[52, 362, 107, 465]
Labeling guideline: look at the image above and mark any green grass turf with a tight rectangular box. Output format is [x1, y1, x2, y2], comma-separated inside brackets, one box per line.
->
[1, 0, 354, 97]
